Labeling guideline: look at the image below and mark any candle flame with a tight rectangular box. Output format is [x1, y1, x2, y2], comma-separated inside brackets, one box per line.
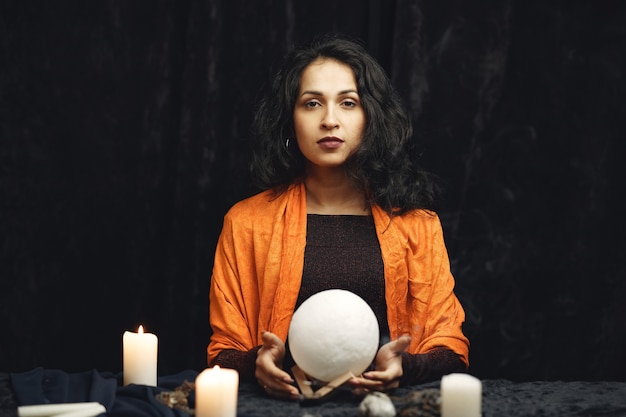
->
[138, 325, 144, 334]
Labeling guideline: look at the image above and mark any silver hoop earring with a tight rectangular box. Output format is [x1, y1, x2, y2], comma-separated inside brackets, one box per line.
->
[285, 138, 290, 148]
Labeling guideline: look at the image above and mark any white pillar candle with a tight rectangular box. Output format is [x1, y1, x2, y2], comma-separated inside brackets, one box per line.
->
[440, 373, 482, 417]
[18, 402, 104, 417]
[48, 404, 106, 417]
[123, 325, 158, 386]
[195, 366, 239, 417]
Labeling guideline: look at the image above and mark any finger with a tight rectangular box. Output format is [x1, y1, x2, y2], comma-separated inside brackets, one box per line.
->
[350, 375, 399, 393]
[260, 379, 300, 400]
[361, 369, 399, 384]
[255, 354, 294, 385]
[349, 376, 386, 392]
[257, 331, 287, 368]
[351, 381, 383, 390]
[255, 359, 294, 385]
[261, 330, 282, 347]
[392, 334, 411, 353]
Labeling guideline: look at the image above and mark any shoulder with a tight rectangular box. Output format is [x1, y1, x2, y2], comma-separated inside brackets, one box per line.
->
[374, 207, 442, 234]
[224, 190, 277, 226]
[400, 209, 441, 227]
[373, 207, 449, 251]
[399, 209, 444, 239]
[226, 189, 277, 216]
[223, 185, 298, 227]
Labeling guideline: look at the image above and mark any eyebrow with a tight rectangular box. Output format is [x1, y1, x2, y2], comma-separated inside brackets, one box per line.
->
[300, 89, 359, 97]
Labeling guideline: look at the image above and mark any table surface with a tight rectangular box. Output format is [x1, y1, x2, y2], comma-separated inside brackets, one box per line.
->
[2, 368, 626, 417]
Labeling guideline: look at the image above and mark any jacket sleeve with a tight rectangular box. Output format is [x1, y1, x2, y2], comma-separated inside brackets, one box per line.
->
[207, 211, 257, 365]
[408, 213, 470, 366]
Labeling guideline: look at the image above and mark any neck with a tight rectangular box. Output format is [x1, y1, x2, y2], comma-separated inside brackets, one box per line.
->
[304, 168, 370, 215]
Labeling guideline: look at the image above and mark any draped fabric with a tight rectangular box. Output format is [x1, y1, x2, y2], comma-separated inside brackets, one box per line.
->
[3, 369, 626, 417]
[1, 0, 625, 381]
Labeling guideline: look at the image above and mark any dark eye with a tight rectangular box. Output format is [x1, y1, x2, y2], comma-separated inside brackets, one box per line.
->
[305, 100, 321, 108]
[342, 100, 357, 108]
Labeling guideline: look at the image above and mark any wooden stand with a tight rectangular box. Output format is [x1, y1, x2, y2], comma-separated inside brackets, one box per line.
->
[291, 365, 354, 402]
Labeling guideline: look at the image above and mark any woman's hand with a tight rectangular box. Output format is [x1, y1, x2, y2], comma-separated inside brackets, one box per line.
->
[255, 331, 300, 400]
[349, 334, 411, 395]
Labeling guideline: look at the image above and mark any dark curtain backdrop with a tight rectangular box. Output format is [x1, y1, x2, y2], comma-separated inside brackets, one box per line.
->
[1, 0, 625, 381]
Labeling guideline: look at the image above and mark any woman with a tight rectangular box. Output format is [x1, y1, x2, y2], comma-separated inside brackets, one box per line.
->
[208, 34, 469, 400]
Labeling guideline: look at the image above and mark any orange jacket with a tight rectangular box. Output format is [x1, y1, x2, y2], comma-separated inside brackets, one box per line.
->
[208, 182, 469, 366]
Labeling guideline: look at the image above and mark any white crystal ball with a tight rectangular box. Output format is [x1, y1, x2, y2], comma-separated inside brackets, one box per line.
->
[288, 289, 380, 382]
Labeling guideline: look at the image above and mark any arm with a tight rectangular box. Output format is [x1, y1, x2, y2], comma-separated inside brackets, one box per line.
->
[207, 213, 256, 364]
[364, 209, 469, 393]
[349, 338, 466, 393]
[408, 212, 470, 365]
[208, 209, 300, 400]
[211, 334, 299, 401]
[211, 348, 259, 381]
[400, 348, 467, 385]
[373, 208, 469, 365]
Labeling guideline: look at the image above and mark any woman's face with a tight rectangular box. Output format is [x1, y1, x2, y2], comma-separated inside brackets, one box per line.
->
[293, 58, 366, 172]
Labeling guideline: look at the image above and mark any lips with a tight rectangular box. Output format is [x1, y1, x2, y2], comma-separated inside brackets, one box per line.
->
[317, 136, 344, 149]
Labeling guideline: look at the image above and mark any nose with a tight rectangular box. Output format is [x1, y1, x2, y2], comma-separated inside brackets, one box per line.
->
[321, 107, 339, 130]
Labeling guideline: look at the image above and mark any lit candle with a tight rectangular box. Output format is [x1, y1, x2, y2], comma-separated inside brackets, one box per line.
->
[440, 373, 482, 417]
[123, 325, 158, 386]
[195, 366, 239, 417]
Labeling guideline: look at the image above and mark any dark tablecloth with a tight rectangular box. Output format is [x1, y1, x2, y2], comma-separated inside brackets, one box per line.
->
[2, 368, 626, 417]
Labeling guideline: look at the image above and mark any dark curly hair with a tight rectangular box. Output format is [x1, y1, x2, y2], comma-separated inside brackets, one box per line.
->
[250, 33, 438, 215]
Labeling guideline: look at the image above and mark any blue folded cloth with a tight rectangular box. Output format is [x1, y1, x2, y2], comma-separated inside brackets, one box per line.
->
[9, 368, 199, 417]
